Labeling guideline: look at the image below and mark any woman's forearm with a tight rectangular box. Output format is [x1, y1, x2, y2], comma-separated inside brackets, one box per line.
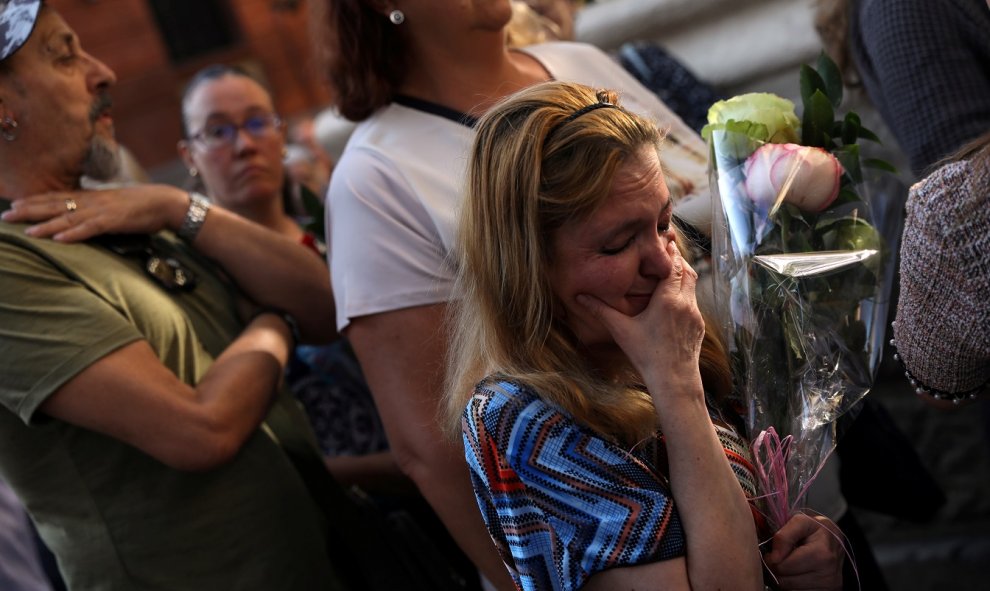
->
[188, 200, 335, 344]
[655, 394, 763, 591]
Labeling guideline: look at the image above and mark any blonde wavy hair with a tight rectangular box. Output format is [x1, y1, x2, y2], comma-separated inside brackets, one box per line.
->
[445, 81, 732, 447]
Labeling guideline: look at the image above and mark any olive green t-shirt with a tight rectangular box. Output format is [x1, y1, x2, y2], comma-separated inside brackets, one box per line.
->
[0, 218, 338, 590]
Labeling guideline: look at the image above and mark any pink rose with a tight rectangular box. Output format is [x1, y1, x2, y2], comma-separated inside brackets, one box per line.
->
[743, 143, 843, 212]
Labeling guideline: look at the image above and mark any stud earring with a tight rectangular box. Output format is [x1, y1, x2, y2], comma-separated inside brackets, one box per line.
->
[188, 167, 198, 177]
[389, 9, 405, 25]
[1, 116, 18, 141]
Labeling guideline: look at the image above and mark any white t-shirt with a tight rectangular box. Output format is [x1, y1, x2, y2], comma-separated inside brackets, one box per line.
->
[328, 41, 710, 330]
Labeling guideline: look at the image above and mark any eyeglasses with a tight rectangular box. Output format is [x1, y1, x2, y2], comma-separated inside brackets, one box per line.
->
[189, 113, 283, 150]
[97, 235, 198, 292]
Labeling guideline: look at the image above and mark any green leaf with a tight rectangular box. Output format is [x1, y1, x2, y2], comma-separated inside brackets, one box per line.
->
[777, 204, 815, 252]
[700, 122, 716, 141]
[863, 158, 898, 173]
[819, 228, 837, 250]
[857, 124, 882, 143]
[835, 187, 861, 206]
[835, 144, 862, 184]
[729, 119, 769, 140]
[816, 52, 844, 108]
[702, 119, 769, 143]
[800, 64, 827, 110]
[841, 112, 861, 145]
[802, 90, 834, 148]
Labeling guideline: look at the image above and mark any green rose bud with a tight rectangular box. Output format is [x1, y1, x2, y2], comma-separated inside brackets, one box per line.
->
[818, 216, 884, 273]
[834, 217, 882, 252]
[703, 93, 801, 144]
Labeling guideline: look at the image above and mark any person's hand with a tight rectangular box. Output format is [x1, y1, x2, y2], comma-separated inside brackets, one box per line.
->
[576, 239, 705, 390]
[1, 184, 189, 242]
[764, 513, 844, 591]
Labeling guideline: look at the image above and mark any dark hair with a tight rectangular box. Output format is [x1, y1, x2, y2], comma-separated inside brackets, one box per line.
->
[308, 0, 405, 122]
[179, 64, 257, 138]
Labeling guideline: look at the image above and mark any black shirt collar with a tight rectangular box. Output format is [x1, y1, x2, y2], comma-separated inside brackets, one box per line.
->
[393, 94, 478, 128]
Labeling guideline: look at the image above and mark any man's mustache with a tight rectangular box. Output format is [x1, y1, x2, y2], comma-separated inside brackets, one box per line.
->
[89, 94, 113, 123]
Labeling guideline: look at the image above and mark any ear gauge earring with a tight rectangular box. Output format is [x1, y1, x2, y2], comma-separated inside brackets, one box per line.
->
[389, 9, 405, 25]
[1, 116, 18, 141]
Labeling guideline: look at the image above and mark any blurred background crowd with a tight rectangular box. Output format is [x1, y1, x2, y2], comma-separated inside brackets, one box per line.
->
[1, 0, 987, 589]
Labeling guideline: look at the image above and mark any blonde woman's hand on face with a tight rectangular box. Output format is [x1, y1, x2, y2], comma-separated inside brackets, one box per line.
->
[576, 240, 705, 393]
[2, 184, 189, 242]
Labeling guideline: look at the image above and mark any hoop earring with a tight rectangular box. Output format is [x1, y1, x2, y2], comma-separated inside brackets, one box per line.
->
[389, 9, 405, 25]
[1, 116, 18, 141]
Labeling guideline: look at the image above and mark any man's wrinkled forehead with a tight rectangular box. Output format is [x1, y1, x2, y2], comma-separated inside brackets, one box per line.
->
[0, 0, 41, 63]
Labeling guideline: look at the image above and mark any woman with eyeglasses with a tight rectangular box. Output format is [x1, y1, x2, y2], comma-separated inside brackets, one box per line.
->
[176, 64, 403, 481]
[176, 67, 482, 586]
[178, 66, 322, 254]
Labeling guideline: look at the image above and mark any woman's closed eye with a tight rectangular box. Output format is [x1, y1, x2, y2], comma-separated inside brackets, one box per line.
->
[601, 210, 672, 255]
[601, 235, 634, 255]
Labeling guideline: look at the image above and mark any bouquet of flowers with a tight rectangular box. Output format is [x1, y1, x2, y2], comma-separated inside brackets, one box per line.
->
[703, 54, 896, 530]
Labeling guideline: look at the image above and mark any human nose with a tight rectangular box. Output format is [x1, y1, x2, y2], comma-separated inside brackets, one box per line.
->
[232, 125, 261, 154]
[640, 229, 674, 279]
[83, 50, 116, 91]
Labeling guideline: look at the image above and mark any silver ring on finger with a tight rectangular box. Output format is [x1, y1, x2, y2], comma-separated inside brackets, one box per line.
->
[64, 198, 78, 213]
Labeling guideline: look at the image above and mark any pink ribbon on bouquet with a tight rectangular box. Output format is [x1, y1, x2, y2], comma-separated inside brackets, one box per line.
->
[751, 427, 861, 590]
[750, 427, 803, 531]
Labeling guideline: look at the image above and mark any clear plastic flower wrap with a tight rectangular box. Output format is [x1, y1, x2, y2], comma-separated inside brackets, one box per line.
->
[703, 55, 898, 530]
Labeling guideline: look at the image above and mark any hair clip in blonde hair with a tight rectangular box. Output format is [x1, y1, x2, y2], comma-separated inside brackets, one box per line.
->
[548, 92, 619, 139]
[562, 100, 616, 125]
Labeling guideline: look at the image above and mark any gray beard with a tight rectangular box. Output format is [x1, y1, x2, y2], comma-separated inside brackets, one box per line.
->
[81, 135, 121, 182]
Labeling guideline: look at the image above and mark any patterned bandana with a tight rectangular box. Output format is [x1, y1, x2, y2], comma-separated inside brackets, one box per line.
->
[0, 0, 41, 62]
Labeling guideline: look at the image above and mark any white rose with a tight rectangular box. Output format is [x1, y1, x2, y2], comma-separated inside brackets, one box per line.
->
[743, 143, 843, 212]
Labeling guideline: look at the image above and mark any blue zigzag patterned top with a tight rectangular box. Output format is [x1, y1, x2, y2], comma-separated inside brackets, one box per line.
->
[462, 379, 759, 591]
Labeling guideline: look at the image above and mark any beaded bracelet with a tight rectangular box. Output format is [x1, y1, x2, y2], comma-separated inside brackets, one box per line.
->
[888, 322, 988, 404]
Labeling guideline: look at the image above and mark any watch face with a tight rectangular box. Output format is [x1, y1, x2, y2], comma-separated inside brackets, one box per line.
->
[179, 193, 212, 241]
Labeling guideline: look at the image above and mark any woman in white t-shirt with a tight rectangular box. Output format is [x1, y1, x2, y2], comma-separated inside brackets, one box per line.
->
[311, 2, 842, 588]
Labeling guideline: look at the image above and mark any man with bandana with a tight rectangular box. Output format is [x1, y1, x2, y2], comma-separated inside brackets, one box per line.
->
[0, 2, 343, 589]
